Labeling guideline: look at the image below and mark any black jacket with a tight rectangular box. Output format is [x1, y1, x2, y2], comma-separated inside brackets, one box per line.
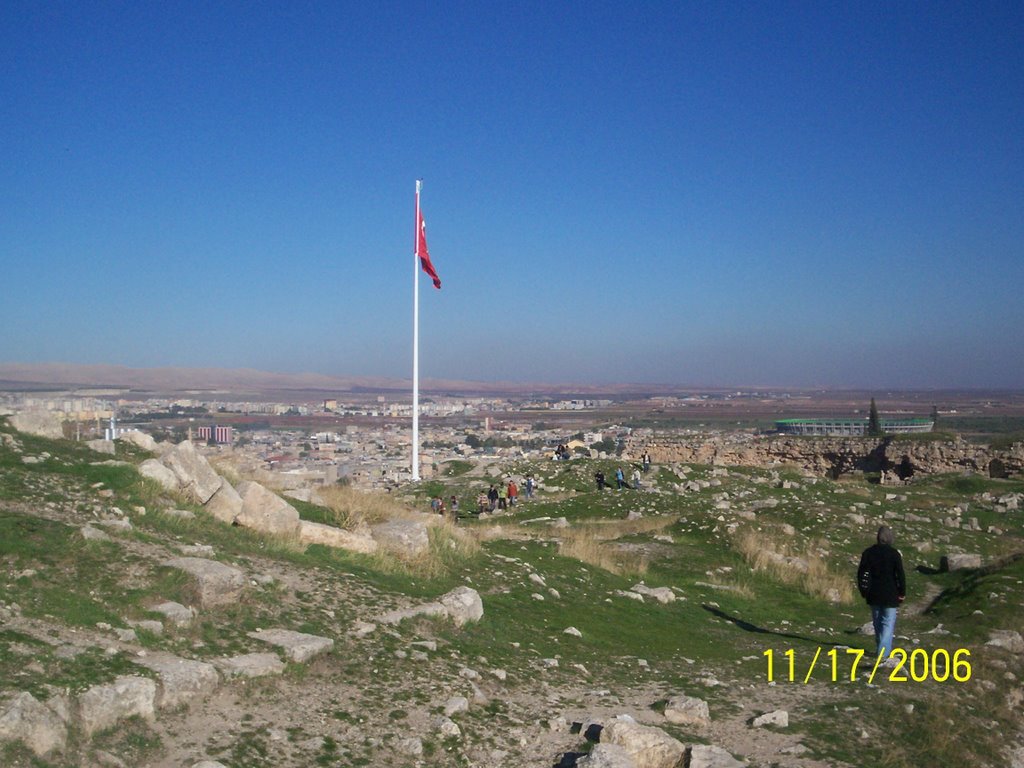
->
[857, 543, 906, 608]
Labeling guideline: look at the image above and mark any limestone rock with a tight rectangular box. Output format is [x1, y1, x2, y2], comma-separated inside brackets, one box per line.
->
[152, 601, 196, 628]
[86, 439, 116, 455]
[205, 482, 243, 525]
[10, 410, 65, 439]
[118, 430, 159, 452]
[378, 602, 448, 625]
[77, 676, 156, 737]
[687, 744, 746, 768]
[95, 518, 133, 532]
[299, 520, 378, 554]
[247, 628, 334, 662]
[139, 459, 178, 493]
[371, 518, 430, 556]
[631, 584, 676, 604]
[128, 619, 164, 636]
[444, 696, 469, 717]
[987, 630, 1024, 654]
[752, 709, 788, 728]
[163, 557, 246, 608]
[162, 441, 224, 504]
[192, 762, 229, 768]
[440, 586, 484, 627]
[438, 716, 461, 738]
[80, 525, 112, 542]
[602, 717, 686, 768]
[0, 691, 67, 756]
[664, 694, 710, 725]
[213, 653, 285, 679]
[133, 654, 220, 709]
[576, 743, 638, 768]
[941, 553, 982, 571]
[397, 737, 424, 757]
[235, 481, 301, 538]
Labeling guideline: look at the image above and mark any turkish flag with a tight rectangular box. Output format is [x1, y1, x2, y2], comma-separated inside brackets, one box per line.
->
[417, 206, 441, 290]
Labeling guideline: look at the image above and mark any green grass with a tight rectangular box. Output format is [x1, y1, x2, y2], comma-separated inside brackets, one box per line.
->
[1, 417, 1022, 768]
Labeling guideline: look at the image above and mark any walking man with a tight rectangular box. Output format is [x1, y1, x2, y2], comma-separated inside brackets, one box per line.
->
[857, 525, 906, 663]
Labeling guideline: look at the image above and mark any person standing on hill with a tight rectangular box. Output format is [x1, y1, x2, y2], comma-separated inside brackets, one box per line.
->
[857, 525, 906, 662]
[507, 479, 518, 507]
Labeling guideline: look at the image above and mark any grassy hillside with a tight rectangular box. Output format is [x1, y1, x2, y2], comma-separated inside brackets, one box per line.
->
[1, 418, 1022, 767]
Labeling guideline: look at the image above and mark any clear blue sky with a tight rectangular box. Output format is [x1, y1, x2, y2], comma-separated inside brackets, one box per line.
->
[3, 1, 1022, 388]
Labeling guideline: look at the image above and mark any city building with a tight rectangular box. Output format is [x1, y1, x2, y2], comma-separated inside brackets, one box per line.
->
[775, 418, 934, 436]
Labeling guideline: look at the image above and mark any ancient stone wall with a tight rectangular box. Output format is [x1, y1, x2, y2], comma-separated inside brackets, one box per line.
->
[624, 433, 1024, 480]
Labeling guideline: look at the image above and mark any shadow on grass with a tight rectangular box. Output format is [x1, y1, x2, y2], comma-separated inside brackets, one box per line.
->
[702, 604, 845, 646]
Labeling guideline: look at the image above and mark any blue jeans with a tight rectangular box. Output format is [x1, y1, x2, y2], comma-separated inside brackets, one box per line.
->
[871, 605, 898, 660]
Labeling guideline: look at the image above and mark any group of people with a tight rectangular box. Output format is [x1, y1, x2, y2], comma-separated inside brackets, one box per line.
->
[430, 475, 537, 520]
[428, 494, 459, 521]
[478, 475, 535, 513]
[593, 454, 655, 489]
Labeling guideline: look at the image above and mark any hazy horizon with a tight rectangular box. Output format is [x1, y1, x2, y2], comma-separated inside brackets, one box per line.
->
[2, 360, 1024, 396]
[3, 4, 1022, 389]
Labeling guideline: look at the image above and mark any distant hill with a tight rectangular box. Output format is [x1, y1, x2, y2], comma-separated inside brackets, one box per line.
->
[0, 361, 680, 397]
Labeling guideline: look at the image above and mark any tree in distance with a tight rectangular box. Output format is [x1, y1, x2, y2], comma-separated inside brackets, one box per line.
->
[868, 398, 883, 437]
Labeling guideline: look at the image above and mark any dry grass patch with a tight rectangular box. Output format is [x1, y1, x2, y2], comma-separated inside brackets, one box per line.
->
[559, 529, 649, 577]
[366, 521, 481, 579]
[317, 485, 416, 528]
[554, 517, 677, 577]
[734, 527, 854, 604]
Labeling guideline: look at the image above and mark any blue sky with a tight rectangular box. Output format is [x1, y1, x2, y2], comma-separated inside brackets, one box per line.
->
[2, 1, 1022, 388]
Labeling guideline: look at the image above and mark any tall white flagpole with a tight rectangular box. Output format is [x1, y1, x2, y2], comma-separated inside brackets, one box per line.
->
[412, 179, 422, 481]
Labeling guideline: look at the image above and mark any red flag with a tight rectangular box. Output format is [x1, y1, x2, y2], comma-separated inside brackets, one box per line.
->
[417, 204, 441, 290]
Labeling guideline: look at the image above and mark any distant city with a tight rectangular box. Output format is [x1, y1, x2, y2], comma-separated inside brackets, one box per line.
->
[3, 374, 1023, 495]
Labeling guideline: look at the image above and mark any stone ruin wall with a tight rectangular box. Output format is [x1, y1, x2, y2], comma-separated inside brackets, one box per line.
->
[623, 433, 1024, 481]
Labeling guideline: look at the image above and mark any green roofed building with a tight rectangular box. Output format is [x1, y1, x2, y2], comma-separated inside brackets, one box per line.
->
[775, 418, 934, 436]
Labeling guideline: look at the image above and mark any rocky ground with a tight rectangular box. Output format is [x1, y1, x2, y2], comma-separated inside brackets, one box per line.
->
[1, 419, 1023, 768]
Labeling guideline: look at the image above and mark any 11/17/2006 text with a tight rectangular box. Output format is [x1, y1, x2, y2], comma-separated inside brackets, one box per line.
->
[762, 647, 972, 684]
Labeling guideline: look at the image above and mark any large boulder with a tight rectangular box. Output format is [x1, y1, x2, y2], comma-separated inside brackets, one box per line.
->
[0, 691, 67, 756]
[235, 481, 301, 538]
[163, 557, 246, 608]
[132, 654, 220, 709]
[576, 744, 637, 767]
[664, 694, 710, 725]
[299, 520, 378, 554]
[601, 717, 686, 768]
[86, 439, 115, 455]
[161, 441, 224, 504]
[205, 482, 243, 525]
[687, 744, 746, 768]
[371, 518, 430, 556]
[139, 458, 179, 493]
[77, 676, 156, 738]
[941, 553, 982, 571]
[440, 586, 484, 627]
[10, 410, 65, 439]
[118, 430, 159, 452]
